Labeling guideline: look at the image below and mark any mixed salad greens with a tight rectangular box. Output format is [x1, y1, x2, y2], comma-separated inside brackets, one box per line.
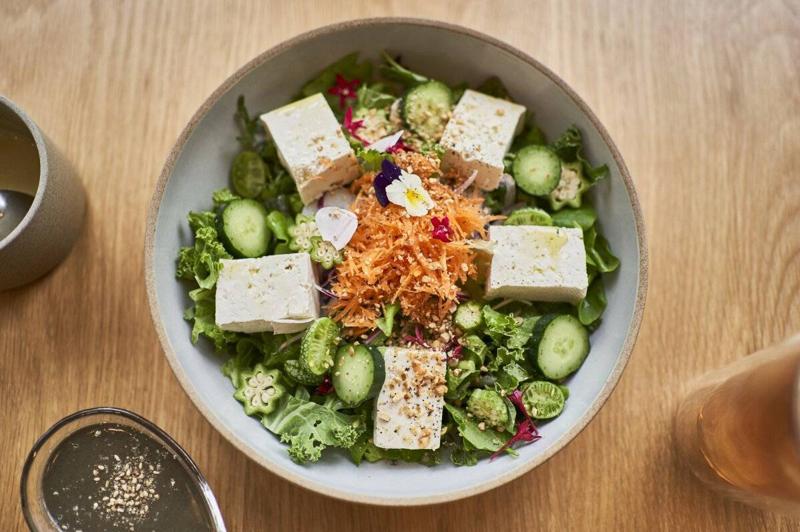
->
[176, 51, 619, 466]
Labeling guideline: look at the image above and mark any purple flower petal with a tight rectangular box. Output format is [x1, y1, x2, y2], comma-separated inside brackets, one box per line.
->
[373, 159, 402, 207]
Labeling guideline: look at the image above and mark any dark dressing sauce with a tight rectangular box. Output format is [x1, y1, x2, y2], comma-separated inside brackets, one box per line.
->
[42, 424, 216, 531]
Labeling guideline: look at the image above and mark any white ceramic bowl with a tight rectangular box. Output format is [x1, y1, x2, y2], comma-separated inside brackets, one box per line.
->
[145, 18, 647, 506]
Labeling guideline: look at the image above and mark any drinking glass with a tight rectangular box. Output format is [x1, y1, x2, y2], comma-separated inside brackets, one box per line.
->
[674, 334, 800, 515]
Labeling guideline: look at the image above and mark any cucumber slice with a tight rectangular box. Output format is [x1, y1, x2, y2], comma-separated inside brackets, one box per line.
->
[504, 207, 553, 226]
[230, 151, 268, 198]
[300, 317, 340, 376]
[529, 314, 590, 380]
[332, 344, 385, 406]
[512, 145, 562, 196]
[454, 301, 483, 332]
[402, 81, 453, 142]
[218, 199, 271, 258]
[521, 380, 566, 419]
[283, 359, 324, 386]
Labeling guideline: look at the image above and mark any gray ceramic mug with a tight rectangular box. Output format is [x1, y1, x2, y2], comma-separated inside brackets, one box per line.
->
[0, 96, 85, 290]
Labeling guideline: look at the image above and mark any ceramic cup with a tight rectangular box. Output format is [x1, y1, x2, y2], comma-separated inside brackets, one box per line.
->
[0, 95, 85, 290]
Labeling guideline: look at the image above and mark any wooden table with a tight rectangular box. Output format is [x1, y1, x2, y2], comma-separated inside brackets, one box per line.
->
[2, 1, 799, 530]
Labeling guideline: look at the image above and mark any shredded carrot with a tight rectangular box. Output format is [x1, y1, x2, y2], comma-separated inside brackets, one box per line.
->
[330, 152, 495, 333]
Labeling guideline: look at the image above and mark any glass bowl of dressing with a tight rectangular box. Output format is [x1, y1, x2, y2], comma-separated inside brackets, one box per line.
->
[21, 407, 226, 531]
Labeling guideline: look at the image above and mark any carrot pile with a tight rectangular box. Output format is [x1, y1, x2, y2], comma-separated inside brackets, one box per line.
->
[329, 152, 494, 332]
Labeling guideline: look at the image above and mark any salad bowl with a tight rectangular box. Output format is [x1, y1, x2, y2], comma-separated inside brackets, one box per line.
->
[145, 17, 647, 505]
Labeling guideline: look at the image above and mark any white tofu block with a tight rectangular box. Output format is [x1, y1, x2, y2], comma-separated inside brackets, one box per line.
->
[373, 347, 447, 450]
[486, 225, 588, 303]
[439, 89, 526, 190]
[261, 93, 360, 205]
[215, 253, 319, 334]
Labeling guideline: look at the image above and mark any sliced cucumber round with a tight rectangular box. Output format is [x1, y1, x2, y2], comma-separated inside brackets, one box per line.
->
[529, 314, 590, 380]
[332, 344, 385, 406]
[521, 380, 566, 419]
[504, 207, 553, 226]
[512, 145, 562, 196]
[218, 199, 271, 258]
[402, 81, 453, 142]
[300, 317, 340, 376]
[230, 151, 268, 198]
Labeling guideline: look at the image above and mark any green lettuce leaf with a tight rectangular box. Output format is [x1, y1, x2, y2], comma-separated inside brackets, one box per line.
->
[234, 95, 260, 151]
[349, 433, 440, 466]
[261, 395, 366, 464]
[176, 211, 231, 289]
[183, 288, 238, 351]
[444, 404, 507, 452]
[476, 76, 511, 100]
[493, 362, 532, 393]
[446, 360, 479, 401]
[212, 188, 241, 208]
[578, 276, 607, 326]
[550, 126, 609, 183]
[379, 51, 429, 87]
[551, 205, 597, 230]
[356, 83, 396, 110]
[356, 147, 393, 172]
[584, 226, 620, 273]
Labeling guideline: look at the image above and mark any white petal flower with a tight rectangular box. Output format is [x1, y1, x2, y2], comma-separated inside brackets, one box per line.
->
[385, 171, 436, 217]
[315, 206, 358, 250]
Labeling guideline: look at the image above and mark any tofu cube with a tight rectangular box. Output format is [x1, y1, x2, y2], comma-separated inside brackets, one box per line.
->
[486, 225, 588, 303]
[215, 253, 319, 334]
[373, 347, 447, 450]
[439, 89, 526, 190]
[261, 93, 360, 204]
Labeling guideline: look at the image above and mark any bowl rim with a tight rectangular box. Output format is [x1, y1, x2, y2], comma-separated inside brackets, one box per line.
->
[144, 16, 648, 507]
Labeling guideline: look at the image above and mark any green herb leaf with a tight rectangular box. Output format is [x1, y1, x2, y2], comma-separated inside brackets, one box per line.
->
[376, 303, 401, 337]
[356, 83, 396, 110]
[551, 205, 597, 230]
[356, 148, 393, 172]
[234, 96, 260, 151]
[444, 404, 507, 452]
[584, 226, 620, 273]
[266, 210, 292, 243]
[379, 51, 430, 87]
[476, 76, 512, 100]
[550, 125, 609, 183]
[578, 276, 607, 325]
[212, 188, 241, 208]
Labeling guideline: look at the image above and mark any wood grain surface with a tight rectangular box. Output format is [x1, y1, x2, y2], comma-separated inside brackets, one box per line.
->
[2, 1, 799, 530]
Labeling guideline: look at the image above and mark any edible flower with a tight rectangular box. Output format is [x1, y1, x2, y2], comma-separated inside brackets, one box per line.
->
[367, 130, 405, 153]
[385, 170, 436, 216]
[373, 159, 402, 207]
[342, 107, 366, 142]
[315, 206, 358, 251]
[327, 74, 360, 108]
[431, 216, 452, 243]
